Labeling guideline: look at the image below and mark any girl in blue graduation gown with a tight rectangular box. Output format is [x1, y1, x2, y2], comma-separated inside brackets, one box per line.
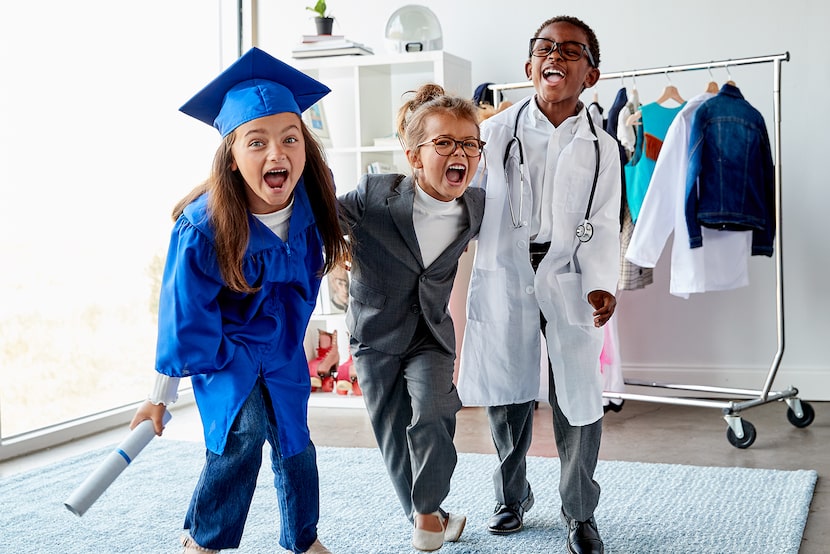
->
[130, 48, 349, 554]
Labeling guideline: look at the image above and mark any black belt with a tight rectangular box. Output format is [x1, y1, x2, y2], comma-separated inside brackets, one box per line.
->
[529, 242, 550, 272]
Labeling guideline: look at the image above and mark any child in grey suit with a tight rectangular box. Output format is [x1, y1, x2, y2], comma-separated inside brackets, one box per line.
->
[337, 83, 485, 552]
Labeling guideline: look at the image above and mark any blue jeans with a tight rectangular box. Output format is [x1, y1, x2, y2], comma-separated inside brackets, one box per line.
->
[184, 381, 320, 552]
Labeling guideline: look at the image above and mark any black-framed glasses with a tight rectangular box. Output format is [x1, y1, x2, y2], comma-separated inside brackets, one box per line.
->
[416, 136, 485, 157]
[528, 37, 596, 67]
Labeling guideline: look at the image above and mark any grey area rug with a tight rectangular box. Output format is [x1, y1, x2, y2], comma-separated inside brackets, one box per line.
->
[0, 439, 817, 553]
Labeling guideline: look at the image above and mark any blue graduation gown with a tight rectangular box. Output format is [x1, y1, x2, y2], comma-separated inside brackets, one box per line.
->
[155, 180, 322, 457]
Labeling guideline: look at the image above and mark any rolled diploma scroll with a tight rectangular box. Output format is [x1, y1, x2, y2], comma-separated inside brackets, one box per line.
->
[64, 409, 172, 516]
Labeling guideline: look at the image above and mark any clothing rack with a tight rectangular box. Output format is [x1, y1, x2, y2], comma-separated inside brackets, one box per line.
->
[490, 53, 815, 448]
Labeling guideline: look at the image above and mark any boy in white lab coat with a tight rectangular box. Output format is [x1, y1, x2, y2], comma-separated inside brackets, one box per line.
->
[458, 15, 621, 554]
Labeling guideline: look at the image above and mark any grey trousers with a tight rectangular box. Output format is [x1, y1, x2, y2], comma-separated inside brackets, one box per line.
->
[485, 242, 603, 522]
[487, 387, 602, 522]
[350, 320, 461, 522]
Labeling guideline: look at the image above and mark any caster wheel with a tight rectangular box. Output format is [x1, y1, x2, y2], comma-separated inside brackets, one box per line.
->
[726, 419, 757, 449]
[786, 401, 815, 428]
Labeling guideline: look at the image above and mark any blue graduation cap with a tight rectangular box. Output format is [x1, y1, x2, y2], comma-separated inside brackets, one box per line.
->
[180, 47, 330, 137]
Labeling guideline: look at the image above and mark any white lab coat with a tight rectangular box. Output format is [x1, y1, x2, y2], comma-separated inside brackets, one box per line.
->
[458, 97, 621, 426]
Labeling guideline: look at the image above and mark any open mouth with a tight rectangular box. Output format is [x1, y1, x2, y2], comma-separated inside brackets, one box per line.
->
[446, 164, 467, 184]
[264, 169, 288, 189]
[542, 67, 565, 84]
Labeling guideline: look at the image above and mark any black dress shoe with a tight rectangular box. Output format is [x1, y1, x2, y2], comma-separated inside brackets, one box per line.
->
[487, 489, 535, 534]
[603, 399, 625, 414]
[561, 508, 604, 554]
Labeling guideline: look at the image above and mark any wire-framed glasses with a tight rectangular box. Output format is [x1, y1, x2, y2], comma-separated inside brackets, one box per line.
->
[416, 136, 485, 157]
[528, 37, 596, 67]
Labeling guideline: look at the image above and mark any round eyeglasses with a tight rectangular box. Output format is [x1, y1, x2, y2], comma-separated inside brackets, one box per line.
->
[416, 136, 485, 157]
[528, 37, 596, 67]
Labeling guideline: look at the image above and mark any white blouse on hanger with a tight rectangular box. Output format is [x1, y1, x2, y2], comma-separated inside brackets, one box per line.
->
[624, 91, 752, 298]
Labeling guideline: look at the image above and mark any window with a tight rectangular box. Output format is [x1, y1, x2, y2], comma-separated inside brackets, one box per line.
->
[0, 1, 235, 456]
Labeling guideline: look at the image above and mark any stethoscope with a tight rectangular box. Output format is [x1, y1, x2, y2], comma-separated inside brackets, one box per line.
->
[503, 98, 600, 242]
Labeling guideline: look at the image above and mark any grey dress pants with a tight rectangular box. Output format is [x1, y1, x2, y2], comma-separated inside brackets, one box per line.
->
[351, 318, 461, 522]
[486, 242, 602, 522]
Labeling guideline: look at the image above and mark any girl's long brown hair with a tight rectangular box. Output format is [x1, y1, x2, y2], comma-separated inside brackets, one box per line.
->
[172, 121, 350, 294]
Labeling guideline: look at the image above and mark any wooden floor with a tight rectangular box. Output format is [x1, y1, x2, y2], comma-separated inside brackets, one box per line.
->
[2, 396, 826, 553]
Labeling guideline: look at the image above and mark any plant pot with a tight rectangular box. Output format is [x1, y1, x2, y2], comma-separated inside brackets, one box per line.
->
[315, 17, 334, 35]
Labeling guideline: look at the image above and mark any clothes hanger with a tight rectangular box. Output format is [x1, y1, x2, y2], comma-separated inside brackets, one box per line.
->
[655, 70, 685, 105]
[705, 66, 719, 93]
[624, 73, 642, 125]
[625, 110, 642, 126]
[630, 74, 640, 107]
[725, 64, 736, 86]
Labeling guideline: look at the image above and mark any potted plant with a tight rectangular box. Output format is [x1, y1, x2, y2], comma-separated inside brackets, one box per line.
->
[306, 0, 334, 35]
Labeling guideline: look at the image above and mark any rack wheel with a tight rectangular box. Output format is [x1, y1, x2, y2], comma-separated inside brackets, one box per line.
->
[786, 401, 815, 428]
[726, 419, 757, 449]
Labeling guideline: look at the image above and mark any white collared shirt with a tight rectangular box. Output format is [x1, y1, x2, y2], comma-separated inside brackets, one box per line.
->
[524, 99, 580, 243]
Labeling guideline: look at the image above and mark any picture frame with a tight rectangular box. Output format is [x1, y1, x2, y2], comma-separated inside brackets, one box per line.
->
[326, 264, 349, 314]
[303, 101, 331, 145]
[311, 264, 349, 315]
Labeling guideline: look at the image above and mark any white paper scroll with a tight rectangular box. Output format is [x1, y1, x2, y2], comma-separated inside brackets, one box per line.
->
[64, 410, 172, 516]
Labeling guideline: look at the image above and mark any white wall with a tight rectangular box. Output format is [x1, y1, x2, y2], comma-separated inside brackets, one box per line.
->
[256, 1, 830, 400]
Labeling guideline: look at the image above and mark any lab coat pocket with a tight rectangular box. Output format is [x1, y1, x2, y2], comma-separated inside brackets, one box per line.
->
[555, 272, 593, 326]
[563, 164, 596, 213]
[467, 268, 506, 322]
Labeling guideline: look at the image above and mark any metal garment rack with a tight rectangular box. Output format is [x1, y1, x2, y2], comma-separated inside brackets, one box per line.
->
[490, 53, 815, 448]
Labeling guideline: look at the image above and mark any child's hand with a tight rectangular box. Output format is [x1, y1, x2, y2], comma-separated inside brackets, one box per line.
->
[587, 290, 616, 328]
[130, 400, 168, 436]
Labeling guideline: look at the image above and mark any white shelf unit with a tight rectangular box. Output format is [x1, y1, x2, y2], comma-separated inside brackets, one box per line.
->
[295, 51, 472, 194]
[297, 52, 472, 392]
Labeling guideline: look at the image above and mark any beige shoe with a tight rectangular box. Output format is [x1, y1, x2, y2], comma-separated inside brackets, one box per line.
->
[181, 534, 219, 553]
[304, 538, 332, 553]
[412, 511, 445, 552]
[444, 513, 467, 543]
[412, 511, 466, 551]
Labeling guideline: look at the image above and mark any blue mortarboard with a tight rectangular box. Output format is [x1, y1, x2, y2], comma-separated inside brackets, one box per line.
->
[180, 47, 330, 137]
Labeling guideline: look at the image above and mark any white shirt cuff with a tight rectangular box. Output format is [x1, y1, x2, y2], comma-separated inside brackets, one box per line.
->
[148, 374, 180, 406]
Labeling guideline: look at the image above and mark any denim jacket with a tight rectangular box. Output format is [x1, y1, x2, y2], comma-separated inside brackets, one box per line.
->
[685, 83, 775, 256]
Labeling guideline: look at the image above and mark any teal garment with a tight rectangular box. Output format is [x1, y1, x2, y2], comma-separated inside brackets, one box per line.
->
[624, 102, 685, 223]
[155, 181, 323, 457]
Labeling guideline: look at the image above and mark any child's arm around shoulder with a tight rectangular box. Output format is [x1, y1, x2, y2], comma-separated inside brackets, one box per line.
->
[337, 173, 406, 228]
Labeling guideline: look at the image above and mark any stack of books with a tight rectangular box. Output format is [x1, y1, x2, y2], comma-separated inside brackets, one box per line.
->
[367, 161, 398, 174]
[292, 35, 374, 59]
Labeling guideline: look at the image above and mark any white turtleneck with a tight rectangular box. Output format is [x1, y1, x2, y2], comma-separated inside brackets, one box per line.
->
[252, 197, 294, 241]
[413, 183, 465, 267]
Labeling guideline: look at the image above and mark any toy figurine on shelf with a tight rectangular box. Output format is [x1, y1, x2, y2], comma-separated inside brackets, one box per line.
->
[336, 354, 361, 396]
[309, 329, 339, 392]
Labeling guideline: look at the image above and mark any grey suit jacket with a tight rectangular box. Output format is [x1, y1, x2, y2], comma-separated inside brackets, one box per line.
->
[338, 173, 485, 356]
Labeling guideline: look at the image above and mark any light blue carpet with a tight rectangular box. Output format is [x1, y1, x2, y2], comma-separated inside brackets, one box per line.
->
[0, 439, 817, 553]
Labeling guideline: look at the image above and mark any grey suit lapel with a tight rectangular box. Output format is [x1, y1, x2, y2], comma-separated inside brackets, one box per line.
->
[387, 177, 424, 268]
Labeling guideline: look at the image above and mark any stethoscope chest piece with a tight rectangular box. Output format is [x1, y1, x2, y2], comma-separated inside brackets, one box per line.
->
[576, 220, 594, 242]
